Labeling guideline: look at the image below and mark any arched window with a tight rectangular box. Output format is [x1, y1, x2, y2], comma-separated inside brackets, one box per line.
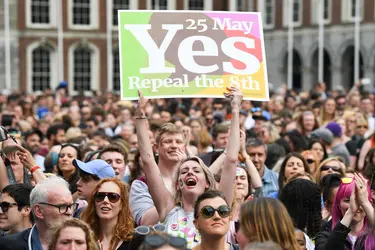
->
[31, 46, 52, 91]
[73, 47, 92, 92]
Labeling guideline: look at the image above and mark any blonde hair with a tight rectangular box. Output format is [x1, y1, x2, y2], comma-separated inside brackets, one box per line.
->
[173, 156, 216, 206]
[315, 157, 346, 185]
[155, 123, 184, 145]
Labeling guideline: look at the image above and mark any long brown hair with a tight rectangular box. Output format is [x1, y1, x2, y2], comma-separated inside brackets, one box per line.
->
[81, 178, 134, 250]
[239, 198, 299, 250]
[48, 218, 98, 250]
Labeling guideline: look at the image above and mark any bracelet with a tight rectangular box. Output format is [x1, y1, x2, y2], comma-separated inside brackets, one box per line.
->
[135, 116, 147, 120]
[30, 166, 40, 174]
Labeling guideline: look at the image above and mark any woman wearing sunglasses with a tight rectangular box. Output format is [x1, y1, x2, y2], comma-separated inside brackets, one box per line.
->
[81, 178, 134, 250]
[192, 190, 237, 250]
[236, 198, 299, 250]
[301, 150, 320, 175]
[136, 87, 242, 249]
[314, 174, 375, 250]
[315, 157, 346, 188]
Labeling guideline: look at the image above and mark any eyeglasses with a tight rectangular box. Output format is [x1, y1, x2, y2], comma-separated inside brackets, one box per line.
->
[357, 125, 368, 129]
[320, 165, 341, 172]
[199, 205, 231, 219]
[306, 159, 315, 164]
[38, 202, 78, 214]
[94, 192, 121, 203]
[135, 224, 166, 236]
[0, 202, 18, 213]
[341, 177, 353, 184]
[142, 235, 187, 249]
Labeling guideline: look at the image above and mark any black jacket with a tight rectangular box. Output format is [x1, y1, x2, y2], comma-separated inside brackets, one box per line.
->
[0, 228, 31, 250]
[315, 220, 366, 250]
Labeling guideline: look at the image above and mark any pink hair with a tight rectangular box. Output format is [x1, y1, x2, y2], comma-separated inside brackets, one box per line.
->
[331, 180, 374, 248]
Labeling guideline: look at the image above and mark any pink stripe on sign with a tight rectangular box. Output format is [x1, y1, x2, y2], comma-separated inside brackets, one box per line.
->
[205, 12, 260, 39]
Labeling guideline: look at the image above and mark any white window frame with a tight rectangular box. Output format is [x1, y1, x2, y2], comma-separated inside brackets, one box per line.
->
[257, 0, 275, 29]
[68, 0, 99, 30]
[283, 0, 303, 27]
[68, 42, 100, 95]
[229, 0, 255, 12]
[27, 41, 57, 93]
[341, 0, 364, 22]
[26, 0, 57, 28]
[184, 0, 212, 10]
[147, 0, 176, 10]
[111, 0, 138, 30]
[311, 0, 332, 25]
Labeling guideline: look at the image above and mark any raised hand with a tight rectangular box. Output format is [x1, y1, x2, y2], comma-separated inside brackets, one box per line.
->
[239, 130, 247, 155]
[224, 86, 243, 108]
[16, 145, 36, 170]
[349, 186, 359, 213]
[354, 173, 369, 206]
[137, 90, 149, 116]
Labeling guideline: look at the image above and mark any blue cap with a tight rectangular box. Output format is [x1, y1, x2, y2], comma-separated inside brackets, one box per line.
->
[73, 159, 115, 179]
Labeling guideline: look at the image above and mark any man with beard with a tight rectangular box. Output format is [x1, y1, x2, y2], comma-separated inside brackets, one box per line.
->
[23, 129, 45, 171]
[0, 176, 75, 250]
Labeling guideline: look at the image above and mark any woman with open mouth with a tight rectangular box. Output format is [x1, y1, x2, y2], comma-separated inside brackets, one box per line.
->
[81, 178, 134, 250]
[135, 87, 242, 249]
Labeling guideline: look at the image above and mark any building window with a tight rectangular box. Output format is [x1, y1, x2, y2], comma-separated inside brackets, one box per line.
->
[342, 0, 363, 22]
[237, 0, 246, 11]
[113, 48, 120, 91]
[283, 0, 302, 27]
[311, 0, 331, 24]
[188, 0, 203, 10]
[113, 0, 129, 26]
[72, 0, 91, 25]
[31, 46, 51, 91]
[31, 0, 50, 24]
[151, 0, 168, 9]
[73, 47, 92, 91]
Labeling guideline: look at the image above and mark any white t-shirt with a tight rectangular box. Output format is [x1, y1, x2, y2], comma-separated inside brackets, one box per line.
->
[348, 234, 358, 246]
[164, 206, 201, 249]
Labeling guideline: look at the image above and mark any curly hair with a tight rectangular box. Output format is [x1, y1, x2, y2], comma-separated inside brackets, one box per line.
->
[48, 218, 98, 250]
[279, 179, 322, 238]
[81, 178, 134, 250]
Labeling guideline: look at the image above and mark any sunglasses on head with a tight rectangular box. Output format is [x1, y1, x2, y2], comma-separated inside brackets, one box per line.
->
[0, 202, 18, 213]
[306, 159, 314, 164]
[199, 205, 231, 219]
[135, 224, 166, 236]
[94, 192, 121, 203]
[341, 177, 353, 184]
[142, 234, 187, 249]
[320, 165, 341, 172]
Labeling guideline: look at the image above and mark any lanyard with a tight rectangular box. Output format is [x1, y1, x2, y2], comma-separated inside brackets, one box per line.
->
[28, 225, 36, 250]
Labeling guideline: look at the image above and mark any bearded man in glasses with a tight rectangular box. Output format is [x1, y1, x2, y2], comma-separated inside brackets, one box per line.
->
[0, 176, 74, 250]
[0, 183, 33, 236]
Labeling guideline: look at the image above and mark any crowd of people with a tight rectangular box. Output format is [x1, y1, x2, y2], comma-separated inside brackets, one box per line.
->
[0, 80, 373, 249]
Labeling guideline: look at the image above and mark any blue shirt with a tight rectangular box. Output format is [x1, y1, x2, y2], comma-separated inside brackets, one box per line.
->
[262, 167, 279, 197]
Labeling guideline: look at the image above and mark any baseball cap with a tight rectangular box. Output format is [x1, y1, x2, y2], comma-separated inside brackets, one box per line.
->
[73, 159, 115, 179]
[326, 122, 342, 138]
[311, 128, 333, 145]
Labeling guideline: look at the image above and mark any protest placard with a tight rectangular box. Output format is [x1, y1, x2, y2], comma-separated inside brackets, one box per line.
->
[118, 10, 269, 101]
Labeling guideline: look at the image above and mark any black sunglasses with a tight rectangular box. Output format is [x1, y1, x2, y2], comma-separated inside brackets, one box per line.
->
[142, 234, 187, 249]
[94, 192, 121, 203]
[199, 205, 231, 219]
[306, 159, 314, 164]
[320, 165, 341, 172]
[0, 201, 18, 213]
